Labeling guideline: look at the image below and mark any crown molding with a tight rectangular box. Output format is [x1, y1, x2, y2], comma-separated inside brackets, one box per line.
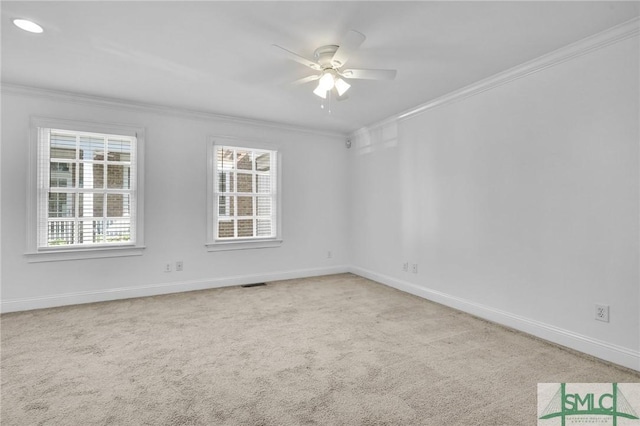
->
[0, 83, 346, 139]
[354, 17, 640, 135]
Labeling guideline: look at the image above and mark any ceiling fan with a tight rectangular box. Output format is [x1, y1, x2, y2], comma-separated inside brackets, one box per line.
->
[273, 30, 397, 101]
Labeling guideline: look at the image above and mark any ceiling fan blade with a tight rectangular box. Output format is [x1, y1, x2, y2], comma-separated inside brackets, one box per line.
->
[342, 68, 397, 80]
[272, 44, 321, 71]
[331, 30, 366, 68]
[291, 75, 320, 86]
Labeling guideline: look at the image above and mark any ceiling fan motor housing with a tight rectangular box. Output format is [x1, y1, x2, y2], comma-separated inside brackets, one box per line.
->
[314, 45, 340, 68]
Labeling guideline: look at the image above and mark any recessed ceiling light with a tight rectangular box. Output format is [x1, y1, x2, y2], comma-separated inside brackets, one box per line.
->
[13, 19, 43, 34]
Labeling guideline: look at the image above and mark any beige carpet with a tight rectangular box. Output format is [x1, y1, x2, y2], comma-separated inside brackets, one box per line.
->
[2, 273, 638, 425]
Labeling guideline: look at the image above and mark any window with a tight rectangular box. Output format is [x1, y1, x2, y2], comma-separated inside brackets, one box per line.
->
[207, 140, 281, 251]
[27, 118, 145, 261]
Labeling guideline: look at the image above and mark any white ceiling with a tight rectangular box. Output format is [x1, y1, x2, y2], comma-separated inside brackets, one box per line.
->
[2, 1, 639, 135]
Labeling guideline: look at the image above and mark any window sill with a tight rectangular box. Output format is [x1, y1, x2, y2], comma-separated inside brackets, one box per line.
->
[206, 239, 283, 252]
[25, 245, 146, 263]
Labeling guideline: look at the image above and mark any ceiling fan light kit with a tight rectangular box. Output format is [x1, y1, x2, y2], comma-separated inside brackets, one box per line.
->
[312, 69, 351, 99]
[313, 84, 327, 99]
[273, 30, 397, 104]
[318, 71, 336, 91]
[334, 78, 350, 97]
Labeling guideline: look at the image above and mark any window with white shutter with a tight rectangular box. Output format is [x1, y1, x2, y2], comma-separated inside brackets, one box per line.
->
[27, 118, 145, 261]
[207, 140, 281, 251]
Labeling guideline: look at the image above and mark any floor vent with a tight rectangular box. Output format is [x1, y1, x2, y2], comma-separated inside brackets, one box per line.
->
[241, 283, 266, 288]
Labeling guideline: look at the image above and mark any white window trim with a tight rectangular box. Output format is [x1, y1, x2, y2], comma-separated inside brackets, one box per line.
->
[206, 136, 282, 252]
[26, 117, 146, 262]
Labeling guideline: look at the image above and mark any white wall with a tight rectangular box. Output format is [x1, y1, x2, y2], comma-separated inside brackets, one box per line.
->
[1, 89, 350, 310]
[349, 34, 639, 369]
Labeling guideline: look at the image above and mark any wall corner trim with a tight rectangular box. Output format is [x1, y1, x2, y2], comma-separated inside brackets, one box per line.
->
[349, 266, 640, 372]
[353, 17, 640, 135]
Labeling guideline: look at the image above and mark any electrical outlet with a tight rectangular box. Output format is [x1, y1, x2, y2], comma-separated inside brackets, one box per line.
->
[412, 264, 418, 274]
[595, 304, 609, 322]
[402, 262, 409, 272]
[327, 251, 333, 259]
[164, 263, 172, 273]
[176, 261, 183, 272]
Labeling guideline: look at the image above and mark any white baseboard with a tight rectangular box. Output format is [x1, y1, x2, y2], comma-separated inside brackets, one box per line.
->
[0, 265, 349, 314]
[350, 266, 640, 372]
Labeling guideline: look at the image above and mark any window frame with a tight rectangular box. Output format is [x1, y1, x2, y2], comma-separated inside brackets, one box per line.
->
[26, 117, 145, 262]
[206, 137, 282, 252]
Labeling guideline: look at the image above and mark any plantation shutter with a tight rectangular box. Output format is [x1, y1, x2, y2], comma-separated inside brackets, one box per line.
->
[214, 146, 277, 240]
[37, 128, 137, 248]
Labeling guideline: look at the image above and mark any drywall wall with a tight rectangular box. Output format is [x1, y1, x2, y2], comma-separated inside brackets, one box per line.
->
[348, 34, 639, 369]
[1, 89, 350, 311]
